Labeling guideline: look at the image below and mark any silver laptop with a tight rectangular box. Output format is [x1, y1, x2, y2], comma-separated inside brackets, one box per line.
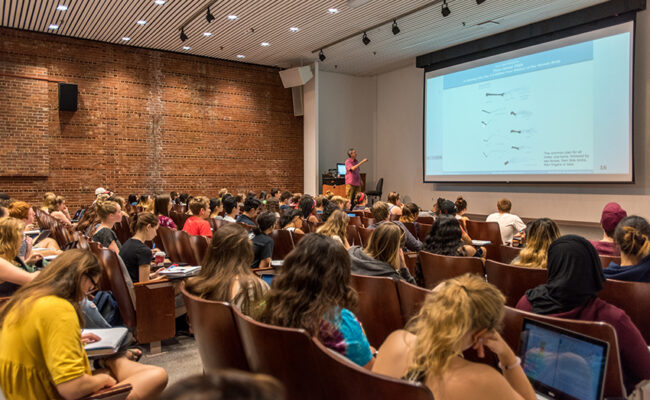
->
[519, 318, 609, 400]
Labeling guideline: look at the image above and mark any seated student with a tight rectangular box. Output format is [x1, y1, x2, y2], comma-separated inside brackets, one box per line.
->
[369, 202, 422, 251]
[236, 197, 261, 227]
[372, 274, 536, 400]
[251, 212, 276, 269]
[454, 196, 470, 231]
[40, 192, 56, 214]
[186, 224, 269, 315]
[161, 370, 285, 400]
[128, 194, 138, 207]
[349, 222, 416, 284]
[321, 202, 339, 223]
[298, 196, 319, 224]
[178, 193, 190, 206]
[50, 195, 73, 226]
[209, 198, 224, 220]
[222, 195, 240, 223]
[277, 191, 293, 210]
[217, 188, 229, 201]
[279, 209, 305, 234]
[0, 218, 40, 297]
[398, 203, 418, 224]
[183, 196, 212, 237]
[421, 215, 478, 257]
[8, 201, 60, 259]
[0, 249, 168, 399]
[270, 188, 281, 200]
[352, 192, 369, 211]
[511, 218, 560, 269]
[330, 195, 348, 211]
[259, 190, 269, 201]
[289, 193, 302, 209]
[516, 235, 650, 389]
[154, 194, 177, 230]
[316, 210, 350, 249]
[91, 200, 123, 253]
[590, 202, 627, 256]
[603, 216, 650, 282]
[109, 196, 130, 219]
[486, 198, 526, 245]
[119, 212, 159, 283]
[257, 234, 374, 369]
[265, 198, 281, 220]
[387, 191, 403, 217]
[137, 194, 153, 212]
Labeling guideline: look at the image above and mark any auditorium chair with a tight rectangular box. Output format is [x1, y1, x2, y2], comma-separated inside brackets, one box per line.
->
[93, 248, 176, 353]
[271, 230, 295, 260]
[502, 306, 626, 398]
[189, 234, 209, 265]
[169, 211, 189, 230]
[292, 231, 305, 245]
[350, 210, 364, 217]
[349, 274, 403, 347]
[346, 224, 361, 246]
[415, 216, 434, 225]
[466, 220, 503, 259]
[232, 306, 433, 400]
[416, 223, 432, 242]
[418, 251, 485, 289]
[485, 260, 547, 307]
[361, 216, 375, 227]
[403, 251, 418, 277]
[396, 279, 431, 325]
[357, 226, 374, 247]
[363, 210, 373, 219]
[600, 279, 650, 344]
[366, 178, 383, 205]
[78, 384, 132, 400]
[495, 245, 522, 264]
[401, 222, 418, 238]
[157, 226, 182, 263]
[112, 215, 132, 245]
[348, 215, 363, 227]
[173, 230, 201, 265]
[599, 255, 621, 268]
[180, 285, 249, 371]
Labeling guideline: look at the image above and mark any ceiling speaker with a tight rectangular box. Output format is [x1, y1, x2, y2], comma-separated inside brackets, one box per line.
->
[279, 66, 313, 88]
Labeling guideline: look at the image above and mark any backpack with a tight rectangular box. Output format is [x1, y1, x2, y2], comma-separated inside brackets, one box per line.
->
[92, 291, 123, 326]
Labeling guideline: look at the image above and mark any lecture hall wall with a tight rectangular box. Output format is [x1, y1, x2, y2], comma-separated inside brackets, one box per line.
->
[0, 28, 303, 209]
[373, 7, 650, 229]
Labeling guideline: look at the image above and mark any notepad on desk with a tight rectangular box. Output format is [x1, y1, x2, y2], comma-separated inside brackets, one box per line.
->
[83, 327, 129, 357]
[158, 265, 201, 278]
[471, 240, 492, 246]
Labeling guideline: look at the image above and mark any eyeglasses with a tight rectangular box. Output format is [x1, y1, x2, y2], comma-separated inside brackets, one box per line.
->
[86, 274, 98, 291]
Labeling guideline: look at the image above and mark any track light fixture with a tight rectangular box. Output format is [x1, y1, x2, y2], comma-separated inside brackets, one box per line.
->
[180, 27, 188, 42]
[441, 0, 450, 17]
[476, 0, 486, 4]
[391, 19, 400, 35]
[319, 49, 326, 61]
[362, 32, 371, 45]
[206, 7, 215, 22]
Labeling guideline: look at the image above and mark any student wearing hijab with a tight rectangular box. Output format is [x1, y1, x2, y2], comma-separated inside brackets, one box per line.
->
[516, 235, 650, 390]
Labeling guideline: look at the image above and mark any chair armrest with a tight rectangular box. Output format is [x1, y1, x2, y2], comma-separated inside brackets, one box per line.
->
[78, 384, 132, 400]
[134, 282, 176, 344]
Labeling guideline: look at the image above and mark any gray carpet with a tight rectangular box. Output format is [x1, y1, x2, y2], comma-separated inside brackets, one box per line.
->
[140, 336, 203, 387]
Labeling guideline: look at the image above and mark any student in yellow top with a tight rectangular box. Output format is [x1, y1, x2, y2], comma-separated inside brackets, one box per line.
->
[0, 249, 168, 400]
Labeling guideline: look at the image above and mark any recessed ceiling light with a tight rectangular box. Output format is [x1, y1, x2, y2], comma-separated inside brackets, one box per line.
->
[289, 27, 300, 32]
[154, 0, 165, 5]
[56, 4, 68, 11]
[203, 32, 213, 37]
[260, 42, 270, 47]
[227, 15, 238, 20]
[328, 8, 339, 14]
[183, 46, 191, 50]
[122, 37, 131, 41]
[236, 54, 245, 58]
[137, 20, 146, 25]
[48, 24, 59, 30]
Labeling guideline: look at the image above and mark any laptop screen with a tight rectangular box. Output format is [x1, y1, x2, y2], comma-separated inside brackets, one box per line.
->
[337, 163, 346, 176]
[519, 318, 608, 400]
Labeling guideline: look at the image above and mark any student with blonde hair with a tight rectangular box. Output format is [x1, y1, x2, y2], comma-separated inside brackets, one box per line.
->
[50, 195, 73, 226]
[387, 192, 403, 217]
[8, 201, 60, 259]
[91, 200, 123, 253]
[40, 192, 56, 213]
[604, 215, 650, 282]
[373, 274, 536, 400]
[0, 218, 40, 297]
[348, 222, 415, 283]
[316, 209, 350, 249]
[512, 218, 560, 269]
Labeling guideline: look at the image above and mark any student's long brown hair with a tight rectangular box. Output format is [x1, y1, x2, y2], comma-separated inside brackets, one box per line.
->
[364, 222, 405, 270]
[184, 224, 266, 315]
[0, 249, 101, 328]
[513, 218, 560, 269]
[256, 233, 357, 335]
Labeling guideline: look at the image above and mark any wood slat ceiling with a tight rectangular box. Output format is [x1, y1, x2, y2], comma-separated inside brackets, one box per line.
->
[1, 0, 608, 76]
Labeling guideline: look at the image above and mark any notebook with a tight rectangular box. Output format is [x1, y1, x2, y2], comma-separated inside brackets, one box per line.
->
[471, 240, 492, 246]
[83, 327, 129, 357]
[158, 265, 201, 278]
[519, 318, 608, 400]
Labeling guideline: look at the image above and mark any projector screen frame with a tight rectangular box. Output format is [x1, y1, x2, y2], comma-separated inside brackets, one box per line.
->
[421, 14, 637, 185]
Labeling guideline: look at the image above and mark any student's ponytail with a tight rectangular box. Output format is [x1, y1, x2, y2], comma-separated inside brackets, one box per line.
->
[615, 216, 650, 259]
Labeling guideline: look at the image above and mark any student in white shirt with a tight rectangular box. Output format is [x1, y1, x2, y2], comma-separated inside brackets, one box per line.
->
[486, 198, 526, 245]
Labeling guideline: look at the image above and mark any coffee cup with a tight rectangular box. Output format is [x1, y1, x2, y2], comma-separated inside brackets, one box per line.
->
[154, 251, 166, 265]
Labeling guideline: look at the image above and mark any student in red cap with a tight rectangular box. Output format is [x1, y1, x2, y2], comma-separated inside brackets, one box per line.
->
[589, 202, 627, 256]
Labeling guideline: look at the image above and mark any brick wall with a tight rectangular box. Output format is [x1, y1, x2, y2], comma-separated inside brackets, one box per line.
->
[0, 28, 303, 209]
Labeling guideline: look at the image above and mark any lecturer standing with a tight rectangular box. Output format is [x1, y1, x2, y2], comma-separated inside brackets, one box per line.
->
[345, 148, 368, 204]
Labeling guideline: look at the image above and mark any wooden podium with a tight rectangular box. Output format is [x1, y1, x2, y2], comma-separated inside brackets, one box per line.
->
[322, 173, 365, 197]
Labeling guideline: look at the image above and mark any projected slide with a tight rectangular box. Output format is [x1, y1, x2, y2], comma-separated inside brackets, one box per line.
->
[423, 21, 633, 183]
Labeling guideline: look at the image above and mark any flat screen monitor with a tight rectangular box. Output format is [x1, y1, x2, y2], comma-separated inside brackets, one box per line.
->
[337, 163, 346, 176]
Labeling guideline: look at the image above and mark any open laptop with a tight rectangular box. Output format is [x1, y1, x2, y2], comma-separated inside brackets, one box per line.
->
[519, 318, 608, 400]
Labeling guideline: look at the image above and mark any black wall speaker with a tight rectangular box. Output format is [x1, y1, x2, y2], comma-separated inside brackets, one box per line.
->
[58, 83, 78, 111]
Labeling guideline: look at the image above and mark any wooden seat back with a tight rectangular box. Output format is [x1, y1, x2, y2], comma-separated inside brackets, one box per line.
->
[396, 279, 431, 325]
[173, 230, 200, 265]
[189, 235, 209, 265]
[599, 255, 621, 268]
[357, 226, 374, 248]
[270, 229, 294, 260]
[416, 223, 432, 242]
[346, 224, 361, 247]
[112, 215, 132, 245]
[361, 216, 375, 228]
[485, 260, 548, 307]
[349, 274, 403, 347]
[157, 226, 181, 263]
[96, 249, 137, 331]
[419, 251, 485, 289]
[502, 306, 625, 398]
[180, 285, 249, 371]
[415, 216, 434, 225]
[600, 279, 650, 344]
[495, 245, 522, 264]
[401, 222, 417, 238]
[466, 220, 503, 245]
[348, 215, 363, 227]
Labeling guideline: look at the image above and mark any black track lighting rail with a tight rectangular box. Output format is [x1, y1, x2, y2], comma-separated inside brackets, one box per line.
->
[177, 0, 219, 32]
